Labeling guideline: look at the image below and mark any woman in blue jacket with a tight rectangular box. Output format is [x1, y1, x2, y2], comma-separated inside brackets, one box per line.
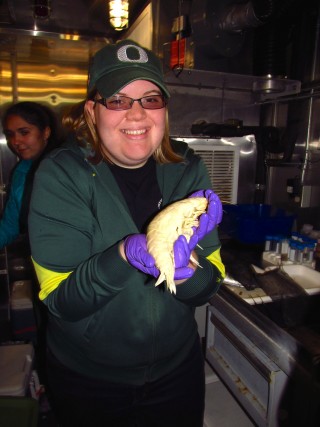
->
[1, 101, 60, 249]
[29, 40, 225, 427]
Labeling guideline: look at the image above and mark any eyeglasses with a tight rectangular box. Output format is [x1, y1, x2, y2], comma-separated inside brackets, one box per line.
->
[95, 95, 167, 111]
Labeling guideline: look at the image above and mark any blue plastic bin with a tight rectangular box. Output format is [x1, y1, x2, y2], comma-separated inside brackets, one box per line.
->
[220, 204, 296, 244]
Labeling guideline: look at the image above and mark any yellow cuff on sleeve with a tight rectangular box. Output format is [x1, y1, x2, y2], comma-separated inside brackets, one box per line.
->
[206, 248, 225, 279]
[32, 258, 72, 300]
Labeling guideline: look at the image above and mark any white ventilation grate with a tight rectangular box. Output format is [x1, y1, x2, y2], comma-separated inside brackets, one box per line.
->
[193, 147, 239, 204]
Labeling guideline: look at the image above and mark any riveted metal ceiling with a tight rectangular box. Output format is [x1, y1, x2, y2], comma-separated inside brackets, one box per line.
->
[0, 0, 149, 39]
[0, 0, 151, 109]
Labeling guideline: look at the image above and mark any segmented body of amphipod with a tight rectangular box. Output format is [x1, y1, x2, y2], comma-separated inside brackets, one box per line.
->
[146, 197, 208, 294]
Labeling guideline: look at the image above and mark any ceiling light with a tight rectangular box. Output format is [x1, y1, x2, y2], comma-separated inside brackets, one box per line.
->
[109, 0, 129, 31]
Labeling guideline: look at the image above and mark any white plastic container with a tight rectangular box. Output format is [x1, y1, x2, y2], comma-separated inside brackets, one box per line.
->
[0, 343, 34, 396]
[10, 280, 33, 311]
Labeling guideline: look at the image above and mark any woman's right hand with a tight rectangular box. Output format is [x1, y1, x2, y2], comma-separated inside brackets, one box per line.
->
[122, 234, 159, 277]
[122, 234, 196, 281]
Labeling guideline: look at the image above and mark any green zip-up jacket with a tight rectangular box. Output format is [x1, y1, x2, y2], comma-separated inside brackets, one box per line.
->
[28, 136, 224, 385]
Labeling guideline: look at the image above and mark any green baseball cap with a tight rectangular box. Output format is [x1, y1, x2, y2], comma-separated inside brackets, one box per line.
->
[88, 39, 170, 99]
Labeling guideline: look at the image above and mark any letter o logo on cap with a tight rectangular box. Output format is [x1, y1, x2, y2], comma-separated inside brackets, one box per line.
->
[117, 44, 148, 63]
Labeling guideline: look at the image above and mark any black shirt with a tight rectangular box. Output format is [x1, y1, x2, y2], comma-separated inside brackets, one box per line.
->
[108, 157, 162, 232]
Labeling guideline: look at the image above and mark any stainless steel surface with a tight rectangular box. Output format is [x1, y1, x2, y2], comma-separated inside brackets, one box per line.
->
[206, 287, 320, 426]
[1, 0, 319, 215]
[170, 136, 257, 204]
[206, 300, 288, 427]
[210, 287, 302, 377]
[164, 68, 301, 102]
[222, 274, 243, 288]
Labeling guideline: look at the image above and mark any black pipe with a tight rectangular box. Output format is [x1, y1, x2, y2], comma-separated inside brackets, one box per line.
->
[220, 0, 274, 32]
[253, 0, 299, 77]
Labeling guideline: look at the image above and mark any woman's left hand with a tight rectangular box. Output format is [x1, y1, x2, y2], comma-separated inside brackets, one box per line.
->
[188, 189, 223, 246]
[173, 235, 196, 280]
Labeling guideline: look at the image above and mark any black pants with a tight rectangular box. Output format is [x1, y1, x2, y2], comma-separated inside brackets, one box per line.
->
[46, 338, 205, 427]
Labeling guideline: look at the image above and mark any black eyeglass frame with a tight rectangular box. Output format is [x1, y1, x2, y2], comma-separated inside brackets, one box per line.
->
[94, 95, 167, 111]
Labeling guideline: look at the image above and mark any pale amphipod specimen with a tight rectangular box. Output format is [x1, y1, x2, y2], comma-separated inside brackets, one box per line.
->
[146, 197, 208, 294]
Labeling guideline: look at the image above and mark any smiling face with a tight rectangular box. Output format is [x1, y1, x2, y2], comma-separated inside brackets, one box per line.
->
[4, 115, 50, 160]
[85, 80, 167, 168]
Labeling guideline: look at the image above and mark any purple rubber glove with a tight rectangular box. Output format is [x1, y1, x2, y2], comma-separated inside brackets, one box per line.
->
[124, 234, 159, 277]
[189, 189, 223, 245]
[124, 234, 195, 281]
[173, 235, 196, 280]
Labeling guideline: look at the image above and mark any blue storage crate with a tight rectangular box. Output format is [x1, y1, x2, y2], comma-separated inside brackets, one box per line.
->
[220, 204, 296, 244]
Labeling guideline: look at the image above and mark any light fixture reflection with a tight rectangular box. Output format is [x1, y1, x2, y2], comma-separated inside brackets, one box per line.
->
[109, 0, 129, 31]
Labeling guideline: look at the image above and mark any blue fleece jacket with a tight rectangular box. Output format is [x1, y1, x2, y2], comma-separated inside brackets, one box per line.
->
[0, 159, 33, 249]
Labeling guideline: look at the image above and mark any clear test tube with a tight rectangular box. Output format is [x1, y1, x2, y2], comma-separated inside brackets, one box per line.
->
[280, 238, 289, 261]
[288, 240, 297, 262]
[264, 235, 273, 252]
[295, 242, 304, 263]
[273, 236, 281, 255]
[304, 243, 315, 264]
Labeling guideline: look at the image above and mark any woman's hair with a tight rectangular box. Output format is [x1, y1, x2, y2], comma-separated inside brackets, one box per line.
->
[62, 89, 183, 165]
[2, 101, 61, 148]
[2, 102, 63, 233]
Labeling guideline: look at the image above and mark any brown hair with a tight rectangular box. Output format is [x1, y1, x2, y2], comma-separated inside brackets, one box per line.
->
[62, 89, 182, 165]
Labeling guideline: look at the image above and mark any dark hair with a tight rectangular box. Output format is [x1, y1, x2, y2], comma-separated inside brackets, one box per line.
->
[2, 101, 61, 148]
[2, 101, 63, 233]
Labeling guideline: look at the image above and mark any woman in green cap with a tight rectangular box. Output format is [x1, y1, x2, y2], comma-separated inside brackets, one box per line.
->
[28, 39, 225, 427]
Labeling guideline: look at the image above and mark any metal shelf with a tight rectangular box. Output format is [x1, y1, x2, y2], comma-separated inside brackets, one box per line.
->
[164, 68, 301, 103]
